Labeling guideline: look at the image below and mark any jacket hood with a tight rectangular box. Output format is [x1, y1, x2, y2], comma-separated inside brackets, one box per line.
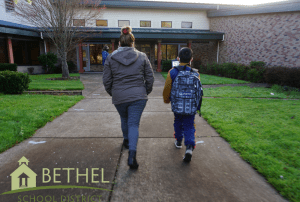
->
[175, 65, 189, 71]
[111, 47, 139, 66]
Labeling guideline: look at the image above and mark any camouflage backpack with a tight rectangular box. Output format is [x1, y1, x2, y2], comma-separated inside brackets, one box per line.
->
[170, 66, 203, 115]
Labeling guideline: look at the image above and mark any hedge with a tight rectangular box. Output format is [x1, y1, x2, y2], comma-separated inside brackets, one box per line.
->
[198, 62, 300, 88]
[0, 63, 17, 71]
[0, 71, 31, 94]
[162, 60, 173, 72]
[265, 66, 300, 89]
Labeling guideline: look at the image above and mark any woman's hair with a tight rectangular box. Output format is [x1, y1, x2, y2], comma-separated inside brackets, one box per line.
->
[119, 26, 135, 47]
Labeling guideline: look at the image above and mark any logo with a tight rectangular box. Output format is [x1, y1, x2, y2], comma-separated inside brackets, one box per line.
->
[1, 156, 111, 200]
[10, 156, 37, 191]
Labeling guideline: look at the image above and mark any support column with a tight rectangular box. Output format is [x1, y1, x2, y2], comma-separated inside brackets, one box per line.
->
[7, 38, 14, 64]
[188, 40, 192, 49]
[111, 39, 115, 52]
[46, 42, 50, 53]
[157, 40, 162, 72]
[78, 43, 84, 73]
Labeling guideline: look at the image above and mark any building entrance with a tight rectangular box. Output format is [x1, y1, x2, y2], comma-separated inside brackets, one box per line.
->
[78, 43, 112, 72]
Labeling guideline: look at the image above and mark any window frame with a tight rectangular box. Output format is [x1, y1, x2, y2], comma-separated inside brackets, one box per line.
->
[5, 0, 15, 12]
[11, 39, 41, 66]
[73, 19, 85, 27]
[140, 20, 151, 28]
[118, 20, 130, 27]
[181, 21, 193, 29]
[161, 21, 172, 28]
[96, 19, 108, 27]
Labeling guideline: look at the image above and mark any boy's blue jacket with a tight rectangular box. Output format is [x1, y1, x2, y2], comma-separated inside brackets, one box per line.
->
[163, 63, 201, 110]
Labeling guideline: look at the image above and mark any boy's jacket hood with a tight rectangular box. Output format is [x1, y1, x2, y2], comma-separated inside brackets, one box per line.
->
[175, 65, 187, 71]
[175, 65, 199, 73]
[111, 47, 139, 66]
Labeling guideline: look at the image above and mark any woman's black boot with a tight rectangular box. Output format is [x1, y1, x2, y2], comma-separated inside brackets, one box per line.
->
[123, 139, 129, 149]
[128, 150, 139, 169]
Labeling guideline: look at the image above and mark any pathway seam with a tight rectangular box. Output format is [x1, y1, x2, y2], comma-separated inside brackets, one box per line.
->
[108, 144, 124, 202]
[204, 97, 300, 100]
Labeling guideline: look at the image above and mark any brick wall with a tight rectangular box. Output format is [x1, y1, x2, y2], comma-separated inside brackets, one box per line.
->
[209, 12, 300, 67]
[191, 42, 217, 68]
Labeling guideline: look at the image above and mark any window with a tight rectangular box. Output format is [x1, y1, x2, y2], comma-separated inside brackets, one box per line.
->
[155, 44, 178, 61]
[5, 0, 15, 12]
[73, 19, 85, 27]
[161, 21, 172, 28]
[118, 20, 130, 27]
[12, 40, 40, 65]
[96, 20, 108, 27]
[182, 22, 192, 28]
[0, 38, 8, 63]
[135, 44, 151, 59]
[140, 21, 151, 27]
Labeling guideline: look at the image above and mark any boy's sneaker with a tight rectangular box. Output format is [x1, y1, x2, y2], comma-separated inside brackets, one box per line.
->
[183, 145, 194, 162]
[174, 140, 182, 149]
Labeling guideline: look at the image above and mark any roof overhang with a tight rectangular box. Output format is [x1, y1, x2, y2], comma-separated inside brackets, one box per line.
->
[0, 20, 40, 37]
[99, 0, 220, 10]
[208, 0, 300, 17]
[75, 28, 224, 41]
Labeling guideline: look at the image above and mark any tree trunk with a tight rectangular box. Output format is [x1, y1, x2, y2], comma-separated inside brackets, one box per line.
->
[61, 52, 70, 79]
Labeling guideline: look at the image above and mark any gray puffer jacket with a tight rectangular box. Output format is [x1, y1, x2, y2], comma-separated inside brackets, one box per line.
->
[103, 47, 154, 105]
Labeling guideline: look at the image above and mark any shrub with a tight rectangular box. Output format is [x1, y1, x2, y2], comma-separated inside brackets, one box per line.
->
[198, 65, 206, 74]
[247, 68, 261, 83]
[38, 52, 58, 73]
[162, 60, 172, 72]
[67, 61, 76, 73]
[0, 63, 17, 71]
[288, 67, 300, 88]
[250, 61, 266, 68]
[265, 67, 300, 88]
[222, 63, 239, 78]
[0, 71, 31, 94]
[236, 64, 249, 80]
[211, 63, 223, 75]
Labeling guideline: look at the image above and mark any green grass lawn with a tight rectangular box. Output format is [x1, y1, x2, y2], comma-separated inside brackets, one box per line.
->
[161, 72, 249, 85]
[202, 98, 300, 202]
[0, 94, 84, 153]
[28, 73, 84, 90]
[204, 86, 300, 99]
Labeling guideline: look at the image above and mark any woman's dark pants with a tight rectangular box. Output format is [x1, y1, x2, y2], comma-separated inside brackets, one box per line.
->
[114, 99, 147, 151]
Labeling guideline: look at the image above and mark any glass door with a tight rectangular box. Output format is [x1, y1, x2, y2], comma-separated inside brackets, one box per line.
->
[82, 44, 90, 71]
[135, 44, 151, 60]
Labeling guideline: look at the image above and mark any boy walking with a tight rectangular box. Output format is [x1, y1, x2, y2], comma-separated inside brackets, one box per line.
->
[163, 48, 202, 162]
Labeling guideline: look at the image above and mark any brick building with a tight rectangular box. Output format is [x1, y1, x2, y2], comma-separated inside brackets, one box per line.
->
[0, 0, 299, 73]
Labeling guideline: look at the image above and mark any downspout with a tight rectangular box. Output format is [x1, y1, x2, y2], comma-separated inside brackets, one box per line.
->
[217, 34, 225, 64]
[41, 32, 47, 54]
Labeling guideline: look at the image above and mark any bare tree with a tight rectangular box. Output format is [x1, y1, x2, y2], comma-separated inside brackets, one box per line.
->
[13, 0, 104, 78]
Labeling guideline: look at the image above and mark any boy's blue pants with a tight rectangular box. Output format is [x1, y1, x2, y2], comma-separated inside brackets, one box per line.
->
[173, 113, 196, 148]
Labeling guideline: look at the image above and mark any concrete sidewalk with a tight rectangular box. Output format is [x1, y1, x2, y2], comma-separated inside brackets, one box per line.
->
[0, 73, 286, 202]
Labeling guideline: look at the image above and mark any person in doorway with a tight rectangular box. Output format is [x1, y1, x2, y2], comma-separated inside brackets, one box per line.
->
[163, 47, 202, 162]
[103, 26, 154, 169]
[102, 45, 109, 65]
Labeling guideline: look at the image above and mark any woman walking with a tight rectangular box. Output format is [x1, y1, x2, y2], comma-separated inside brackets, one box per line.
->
[103, 26, 154, 169]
